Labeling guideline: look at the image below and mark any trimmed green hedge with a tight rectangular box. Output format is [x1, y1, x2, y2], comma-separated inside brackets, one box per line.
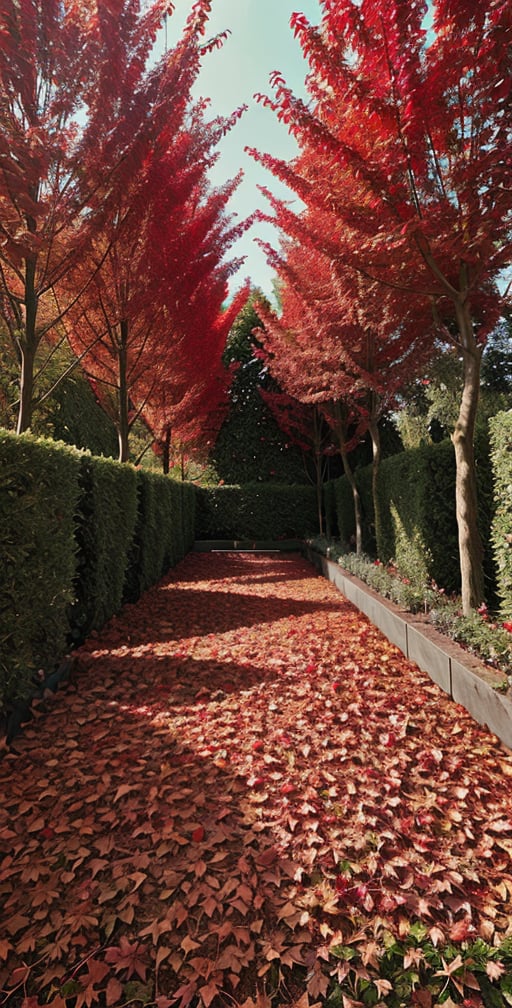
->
[124, 474, 196, 602]
[181, 481, 196, 557]
[195, 483, 318, 540]
[70, 456, 138, 640]
[1, 432, 197, 714]
[328, 436, 496, 597]
[490, 410, 512, 618]
[378, 441, 459, 592]
[0, 430, 81, 707]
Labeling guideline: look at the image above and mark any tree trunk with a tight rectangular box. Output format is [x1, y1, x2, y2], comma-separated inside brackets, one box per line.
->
[339, 440, 362, 553]
[315, 447, 324, 536]
[117, 322, 130, 463]
[367, 413, 382, 557]
[16, 342, 36, 434]
[311, 408, 325, 535]
[328, 401, 362, 552]
[162, 426, 171, 475]
[16, 255, 38, 433]
[452, 302, 484, 614]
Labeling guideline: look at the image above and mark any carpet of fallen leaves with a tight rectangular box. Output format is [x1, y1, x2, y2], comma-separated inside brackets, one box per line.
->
[1, 551, 512, 1008]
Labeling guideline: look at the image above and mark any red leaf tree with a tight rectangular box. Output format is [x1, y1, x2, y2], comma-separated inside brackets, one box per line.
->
[64, 20, 250, 463]
[139, 286, 249, 475]
[251, 0, 512, 612]
[255, 226, 433, 551]
[0, 0, 184, 434]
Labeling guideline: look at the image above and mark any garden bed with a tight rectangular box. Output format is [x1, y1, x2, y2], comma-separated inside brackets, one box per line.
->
[304, 545, 512, 751]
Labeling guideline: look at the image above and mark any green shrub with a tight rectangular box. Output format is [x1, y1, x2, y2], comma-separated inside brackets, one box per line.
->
[332, 466, 375, 554]
[70, 455, 138, 640]
[490, 410, 512, 618]
[124, 471, 175, 601]
[0, 430, 81, 707]
[1, 436, 198, 718]
[195, 483, 318, 540]
[180, 481, 196, 556]
[331, 438, 495, 597]
[323, 480, 338, 539]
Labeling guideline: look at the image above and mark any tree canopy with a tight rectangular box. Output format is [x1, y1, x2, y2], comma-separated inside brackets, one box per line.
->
[250, 0, 512, 612]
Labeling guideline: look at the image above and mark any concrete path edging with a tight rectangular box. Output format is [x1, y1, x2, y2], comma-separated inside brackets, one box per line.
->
[306, 548, 512, 751]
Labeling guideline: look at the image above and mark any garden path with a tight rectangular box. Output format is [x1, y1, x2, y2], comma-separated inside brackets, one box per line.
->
[1, 551, 512, 1008]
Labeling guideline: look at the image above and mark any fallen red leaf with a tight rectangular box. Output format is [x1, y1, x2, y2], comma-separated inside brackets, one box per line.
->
[1, 552, 511, 1005]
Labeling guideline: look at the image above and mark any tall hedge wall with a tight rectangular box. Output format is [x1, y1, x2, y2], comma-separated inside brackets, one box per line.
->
[1, 431, 196, 713]
[195, 483, 318, 541]
[70, 455, 138, 641]
[490, 410, 512, 618]
[124, 473, 196, 603]
[0, 431, 82, 707]
[328, 436, 496, 597]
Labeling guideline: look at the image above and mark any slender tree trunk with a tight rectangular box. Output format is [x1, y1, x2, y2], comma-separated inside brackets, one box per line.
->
[452, 302, 484, 614]
[339, 440, 362, 553]
[16, 343, 36, 434]
[315, 447, 324, 535]
[312, 411, 324, 535]
[16, 255, 38, 433]
[162, 425, 171, 475]
[367, 412, 382, 556]
[118, 322, 130, 463]
[329, 401, 362, 552]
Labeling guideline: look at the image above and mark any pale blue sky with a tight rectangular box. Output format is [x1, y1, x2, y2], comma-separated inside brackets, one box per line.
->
[166, 0, 323, 299]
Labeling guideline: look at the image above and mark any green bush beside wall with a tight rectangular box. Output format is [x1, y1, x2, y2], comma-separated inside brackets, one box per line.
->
[124, 474, 196, 602]
[124, 471, 175, 602]
[490, 410, 512, 618]
[0, 430, 81, 707]
[195, 483, 318, 541]
[1, 434, 196, 715]
[328, 437, 495, 597]
[70, 455, 138, 641]
[181, 481, 196, 557]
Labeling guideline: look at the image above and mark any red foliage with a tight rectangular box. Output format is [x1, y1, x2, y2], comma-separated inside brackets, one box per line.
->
[250, 0, 512, 611]
[1, 552, 512, 1005]
[64, 32, 250, 464]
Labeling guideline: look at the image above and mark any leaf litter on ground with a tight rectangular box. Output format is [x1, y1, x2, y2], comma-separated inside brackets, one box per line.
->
[1, 552, 512, 1008]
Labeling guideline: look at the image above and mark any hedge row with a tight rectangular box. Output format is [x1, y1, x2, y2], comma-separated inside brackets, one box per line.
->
[0, 433, 82, 710]
[195, 482, 318, 541]
[490, 410, 512, 617]
[0, 430, 195, 711]
[327, 435, 497, 600]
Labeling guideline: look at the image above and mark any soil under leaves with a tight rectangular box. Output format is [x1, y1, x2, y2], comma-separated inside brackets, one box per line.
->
[1, 551, 512, 1008]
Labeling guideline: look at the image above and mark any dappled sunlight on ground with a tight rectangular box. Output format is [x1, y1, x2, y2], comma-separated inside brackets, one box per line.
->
[1, 552, 512, 1007]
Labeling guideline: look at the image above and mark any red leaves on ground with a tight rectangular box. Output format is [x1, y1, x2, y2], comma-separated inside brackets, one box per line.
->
[1, 552, 512, 1006]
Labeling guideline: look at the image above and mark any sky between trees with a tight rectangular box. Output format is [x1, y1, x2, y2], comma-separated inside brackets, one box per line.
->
[165, 0, 323, 299]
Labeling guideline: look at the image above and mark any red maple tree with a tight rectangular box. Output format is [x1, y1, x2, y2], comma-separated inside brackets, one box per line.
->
[65, 54, 249, 462]
[139, 286, 249, 474]
[0, 0, 179, 433]
[251, 0, 512, 612]
[255, 231, 433, 550]
[0, 0, 236, 437]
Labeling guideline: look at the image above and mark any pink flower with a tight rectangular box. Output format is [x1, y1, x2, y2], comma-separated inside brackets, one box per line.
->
[502, 621, 512, 634]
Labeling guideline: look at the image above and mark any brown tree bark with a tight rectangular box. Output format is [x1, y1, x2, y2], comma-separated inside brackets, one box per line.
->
[16, 255, 38, 434]
[367, 412, 382, 557]
[452, 301, 485, 614]
[117, 322, 130, 463]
